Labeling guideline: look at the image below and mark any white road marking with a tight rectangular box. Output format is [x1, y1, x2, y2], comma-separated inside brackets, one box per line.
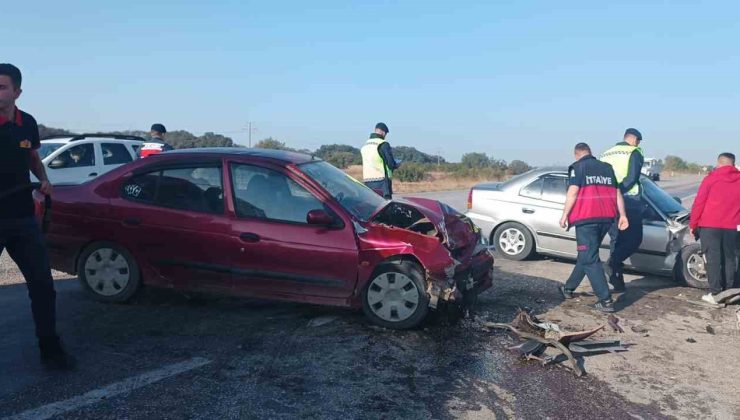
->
[4, 357, 211, 420]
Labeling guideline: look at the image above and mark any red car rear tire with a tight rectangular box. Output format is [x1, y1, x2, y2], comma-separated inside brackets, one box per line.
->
[78, 241, 141, 303]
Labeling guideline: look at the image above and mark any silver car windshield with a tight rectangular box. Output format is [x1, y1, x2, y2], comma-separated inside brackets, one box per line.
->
[299, 161, 388, 222]
[642, 177, 686, 216]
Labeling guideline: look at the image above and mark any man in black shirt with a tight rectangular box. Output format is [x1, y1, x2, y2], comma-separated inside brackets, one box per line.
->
[0, 63, 75, 370]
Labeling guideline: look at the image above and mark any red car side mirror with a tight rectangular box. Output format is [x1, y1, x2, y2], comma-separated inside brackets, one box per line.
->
[306, 209, 334, 226]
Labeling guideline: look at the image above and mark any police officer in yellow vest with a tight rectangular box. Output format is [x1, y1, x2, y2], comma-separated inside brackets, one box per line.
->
[599, 128, 645, 292]
[361, 122, 399, 199]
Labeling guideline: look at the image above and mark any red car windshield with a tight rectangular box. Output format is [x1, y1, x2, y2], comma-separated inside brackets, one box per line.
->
[299, 161, 387, 222]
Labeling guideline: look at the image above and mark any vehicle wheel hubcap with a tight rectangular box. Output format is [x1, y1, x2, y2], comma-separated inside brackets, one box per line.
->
[367, 272, 420, 323]
[499, 228, 526, 255]
[84, 248, 131, 296]
[686, 252, 707, 281]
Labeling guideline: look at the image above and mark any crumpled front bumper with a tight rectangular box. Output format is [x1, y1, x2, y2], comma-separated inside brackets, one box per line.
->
[426, 244, 494, 309]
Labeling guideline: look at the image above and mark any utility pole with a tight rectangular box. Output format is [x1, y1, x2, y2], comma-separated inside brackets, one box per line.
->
[248, 121, 252, 148]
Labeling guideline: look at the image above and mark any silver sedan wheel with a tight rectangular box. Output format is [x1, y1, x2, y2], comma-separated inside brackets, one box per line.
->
[366, 272, 420, 323]
[499, 228, 526, 256]
[686, 252, 707, 281]
[84, 248, 132, 297]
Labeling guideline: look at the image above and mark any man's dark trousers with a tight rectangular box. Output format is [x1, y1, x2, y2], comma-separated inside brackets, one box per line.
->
[609, 199, 644, 281]
[0, 217, 57, 339]
[565, 222, 612, 301]
[364, 179, 393, 199]
[699, 227, 738, 295]
[736, 232, 740, 286]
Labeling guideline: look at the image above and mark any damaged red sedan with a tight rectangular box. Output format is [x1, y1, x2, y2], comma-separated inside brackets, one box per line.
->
[41, 149, 493, 329]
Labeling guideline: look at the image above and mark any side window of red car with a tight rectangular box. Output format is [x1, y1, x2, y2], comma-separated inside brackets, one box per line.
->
[156, 167, 224, 214]
[121, 166, 224, 214]
[122, 172, 159, 204]
[230, 163, 324, 224]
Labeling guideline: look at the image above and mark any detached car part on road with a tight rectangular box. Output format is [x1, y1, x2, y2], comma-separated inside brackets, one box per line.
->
[466, 168, 720, 289]
[37, 148, 493, 329]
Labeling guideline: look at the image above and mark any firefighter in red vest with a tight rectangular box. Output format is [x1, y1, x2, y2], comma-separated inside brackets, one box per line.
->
[139, 123, 173, 158]
[559, 142, 629, 312]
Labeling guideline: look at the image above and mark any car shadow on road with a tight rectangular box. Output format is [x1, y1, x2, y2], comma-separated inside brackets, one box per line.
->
[612, 273, 688, 312]
[533, 255, 693, 314]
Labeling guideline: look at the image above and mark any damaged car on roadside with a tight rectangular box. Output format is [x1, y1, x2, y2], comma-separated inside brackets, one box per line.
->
[466, 168, 712, 289]
[37, 148, 493, 329]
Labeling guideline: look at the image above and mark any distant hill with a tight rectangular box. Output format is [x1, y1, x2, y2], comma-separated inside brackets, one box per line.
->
[38, 124, 75, 139]
[38, 124, 239, 149]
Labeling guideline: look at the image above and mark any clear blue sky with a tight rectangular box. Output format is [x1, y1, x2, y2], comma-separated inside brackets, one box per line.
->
[4, 0, 738, 165]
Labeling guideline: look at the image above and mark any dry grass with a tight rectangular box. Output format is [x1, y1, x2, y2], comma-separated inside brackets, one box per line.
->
[344, 165, 503, 193]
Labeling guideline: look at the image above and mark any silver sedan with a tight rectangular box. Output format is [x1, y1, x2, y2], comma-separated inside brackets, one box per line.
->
[465, 168, 710, 288]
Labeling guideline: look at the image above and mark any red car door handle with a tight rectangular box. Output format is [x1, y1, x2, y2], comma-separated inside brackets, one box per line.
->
[239, 232, 261, 243]
[122, 217, 141, 226]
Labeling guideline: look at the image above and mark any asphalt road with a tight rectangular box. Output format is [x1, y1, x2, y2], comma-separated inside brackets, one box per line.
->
[0, 175, 704, 419]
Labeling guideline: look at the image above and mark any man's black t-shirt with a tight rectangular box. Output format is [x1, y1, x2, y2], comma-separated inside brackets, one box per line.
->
[0, 108, 41, 219]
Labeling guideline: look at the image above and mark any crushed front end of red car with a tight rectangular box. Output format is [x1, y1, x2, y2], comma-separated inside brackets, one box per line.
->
[359, 197, 494, 310]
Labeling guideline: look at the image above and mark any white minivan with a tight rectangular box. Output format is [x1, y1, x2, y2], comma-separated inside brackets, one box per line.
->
[36, 134, 146, 184]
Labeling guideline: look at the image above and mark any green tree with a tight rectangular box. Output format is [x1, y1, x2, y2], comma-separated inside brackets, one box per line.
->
[199, 132, 235, 147]
[664, 155, 688, 171]
[324, 151, 360, 168]
[315, 144, 360, 157]
[315, 144, 362, 168]
[254, 137, 290, 150]
[508, 160, 531, 175]
[392, 146, 443, 164]
[461, 152, 491, 168]
[395, 162, 428, 182]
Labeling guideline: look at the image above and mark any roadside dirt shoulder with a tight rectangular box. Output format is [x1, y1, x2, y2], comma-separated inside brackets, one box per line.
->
[493, 258, 740, 419]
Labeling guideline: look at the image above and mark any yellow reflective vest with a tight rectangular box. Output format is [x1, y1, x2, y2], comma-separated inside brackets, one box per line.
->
[599, 144, 644, 196]
[361, 138, 392, 181]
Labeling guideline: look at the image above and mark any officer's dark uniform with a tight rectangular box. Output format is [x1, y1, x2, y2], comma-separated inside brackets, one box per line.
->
[139, 123, 173, 158]
[0, 108, 65, 362]
[563, 154, 620, 306]
[139, 136, 174, 158]
[600, 131, 645, 289]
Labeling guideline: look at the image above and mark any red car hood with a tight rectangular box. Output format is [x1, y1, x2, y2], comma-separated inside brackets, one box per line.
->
[360, 197, 493, 307]
[384, 197, 480, 252]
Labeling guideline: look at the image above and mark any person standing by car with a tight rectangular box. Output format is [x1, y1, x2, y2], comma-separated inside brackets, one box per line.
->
[690, 153, 740, 303]
[361, 122, 399, 199]
[599, 128, 645, 292]
[560, 143, 629, 312]
[139, 123, 173, 158]
[0, 63, 75, 370]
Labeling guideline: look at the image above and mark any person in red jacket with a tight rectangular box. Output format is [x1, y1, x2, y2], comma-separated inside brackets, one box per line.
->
[690, 152, 740, 303]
